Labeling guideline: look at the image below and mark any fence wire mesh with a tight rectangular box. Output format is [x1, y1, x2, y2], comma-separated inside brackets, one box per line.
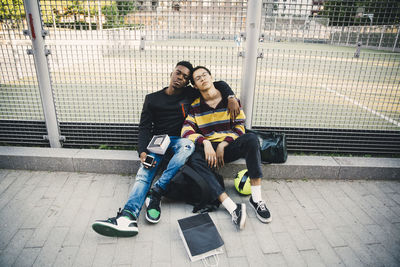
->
[254, 47, 400, 131]
[1, 0, 399, 153]
[36, 0, 400, 50]
[40, 0, 247, 41]
[48, 42, 242, 124]
[0, 6, 46, 146]
[253, 46, 400, 153]
[260, 0, 400, 51]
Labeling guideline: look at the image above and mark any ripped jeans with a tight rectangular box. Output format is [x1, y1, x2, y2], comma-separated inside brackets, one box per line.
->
[124, 136, 194, 218]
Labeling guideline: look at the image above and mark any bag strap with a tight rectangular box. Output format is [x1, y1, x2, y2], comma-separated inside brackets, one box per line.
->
[202, 254, 219, 267]
[181, 165, 212, 211]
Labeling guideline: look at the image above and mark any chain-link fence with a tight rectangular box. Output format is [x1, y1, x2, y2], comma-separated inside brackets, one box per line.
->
[260, 0, 400, 51]
[253, 45, 400, 153]
[0, 1, 47, 145]
[1, 0, 399, 154]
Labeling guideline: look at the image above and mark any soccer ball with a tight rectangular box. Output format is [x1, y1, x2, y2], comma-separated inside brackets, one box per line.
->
[234, 169, 251, 195]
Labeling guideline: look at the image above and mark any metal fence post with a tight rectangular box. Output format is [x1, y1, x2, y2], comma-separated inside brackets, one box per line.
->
[240, 0, 262, 129]
[97, 1, 103, 30]
[24, 0, 62, 148]
[393, 25, 400, 52]
[378, 25, 386, 50]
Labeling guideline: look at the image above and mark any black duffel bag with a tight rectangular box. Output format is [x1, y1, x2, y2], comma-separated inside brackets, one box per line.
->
[246, 129, 288, 163]
[164, 165, 224, 213]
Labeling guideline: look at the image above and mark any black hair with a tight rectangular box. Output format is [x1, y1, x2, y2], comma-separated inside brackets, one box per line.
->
[191, 66, 212, 85]
[175, 61, 194, 75]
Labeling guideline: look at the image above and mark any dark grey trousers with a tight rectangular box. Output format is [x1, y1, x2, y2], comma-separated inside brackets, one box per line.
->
[187, 133, 263, 201]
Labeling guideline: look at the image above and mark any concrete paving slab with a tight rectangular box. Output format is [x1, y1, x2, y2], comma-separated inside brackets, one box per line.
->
[304, 229, 343, 267]
[366, 243, 399, 267]
[335, 225, 379, 266]
[0, 229, 34, 267]
[33, 226, 69, 267]
[241, 234, 266, 266]
[299, 250, 326, 267]
[334, 246, 364, 267]
[0, 170, 399, 266]
[13, 247, 41, 267]
[53, 246, 79, 267]
[274, 232, 307, 267]
[281, 215, 315, 251]
[365, 224, 400, 262]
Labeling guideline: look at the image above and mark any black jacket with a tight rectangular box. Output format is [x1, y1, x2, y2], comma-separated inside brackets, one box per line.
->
[138, 81, 234, 154]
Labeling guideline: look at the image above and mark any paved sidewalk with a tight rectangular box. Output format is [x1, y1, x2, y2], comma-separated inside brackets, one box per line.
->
[0, 169, 399, 267]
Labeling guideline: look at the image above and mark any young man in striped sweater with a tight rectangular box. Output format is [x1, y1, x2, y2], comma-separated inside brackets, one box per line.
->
[181, 66, 272, 230]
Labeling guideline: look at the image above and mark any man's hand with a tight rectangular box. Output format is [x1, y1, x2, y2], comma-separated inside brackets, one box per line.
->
[227, 97, 240, 120]
[216, 141, 228, 168]
[203, 140, 217, 168]
[139, 152, 156, 168]
[140, 152, 147, 163]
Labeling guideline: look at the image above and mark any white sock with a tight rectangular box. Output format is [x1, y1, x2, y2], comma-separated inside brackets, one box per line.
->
[222, 197, 237, 214]
[251, 185, 262, 203]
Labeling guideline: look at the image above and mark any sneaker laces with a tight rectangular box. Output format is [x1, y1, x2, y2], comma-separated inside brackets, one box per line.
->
[148, 194, 161, 210]
[111, 208, 123, 220]
[231, 212, 239, 224]
[105, 208, 123, 223]
[256, 201, 267, 212]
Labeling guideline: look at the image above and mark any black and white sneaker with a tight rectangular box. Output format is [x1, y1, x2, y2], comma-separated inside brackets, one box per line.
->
[92, 208, 138, 237]
[231, 203, 246, 230]
[249, 196, 272, 223]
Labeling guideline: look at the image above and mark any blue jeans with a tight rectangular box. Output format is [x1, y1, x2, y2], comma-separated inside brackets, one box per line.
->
[123, 136, 194, 218]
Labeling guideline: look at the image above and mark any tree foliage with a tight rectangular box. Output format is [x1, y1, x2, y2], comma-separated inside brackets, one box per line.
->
[50, 0, 85, 23]
[116, 1, 136, 16]
[41, 0, 96, 28]
[102, 1, 137, 27]
[0, 0, 25, 21]
[320, 0, 400, 26]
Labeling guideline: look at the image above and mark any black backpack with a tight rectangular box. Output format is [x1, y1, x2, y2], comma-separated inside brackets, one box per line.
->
[246, 129, 288, 163]
[164, 165, 224, 213]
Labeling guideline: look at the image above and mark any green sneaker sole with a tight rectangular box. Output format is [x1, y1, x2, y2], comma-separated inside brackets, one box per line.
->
[92, 223, 138, 237]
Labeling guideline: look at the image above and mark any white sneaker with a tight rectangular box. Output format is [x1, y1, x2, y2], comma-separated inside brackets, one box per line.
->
[92, 209, 138, 237]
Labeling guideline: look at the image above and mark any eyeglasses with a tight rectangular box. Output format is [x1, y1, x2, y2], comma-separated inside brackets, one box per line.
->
[193, 72, 209, 82]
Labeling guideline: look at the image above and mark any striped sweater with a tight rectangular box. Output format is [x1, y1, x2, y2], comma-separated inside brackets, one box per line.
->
[181, 96, 246, 144]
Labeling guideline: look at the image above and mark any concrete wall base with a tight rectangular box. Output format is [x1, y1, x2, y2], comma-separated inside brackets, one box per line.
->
[1, 146, 399, 179]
